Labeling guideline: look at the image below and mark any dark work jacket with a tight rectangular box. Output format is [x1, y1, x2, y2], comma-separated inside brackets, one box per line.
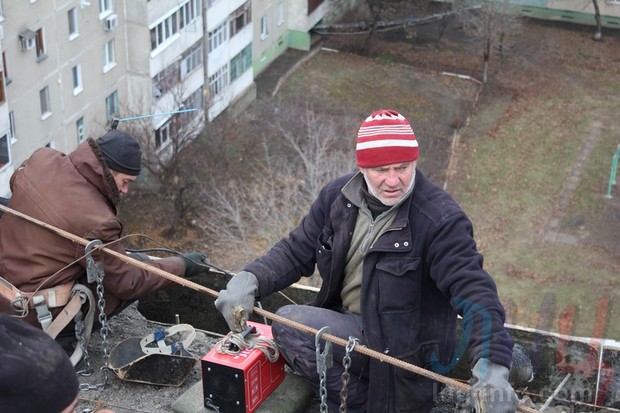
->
[246, 170, 514, 413]
[0, 139, 184, 327]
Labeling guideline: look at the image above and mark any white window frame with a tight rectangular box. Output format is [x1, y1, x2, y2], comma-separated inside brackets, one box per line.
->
[39, 86, 51, 119]
[8, 111, 15, 141]
[181, 87, 203, 124]
[103, 39, 116, 72]
[68, 7, 79, 40]
[208, 64, 228, 97]
[72, 64, 83, 95]
[99, 0, 113, 17]
[179, 0, 201, 29]
[76, 117, 85, 143]
[277, 2, 284, 26]
[150, 12, 180, 52]
[260, 15, 268, 40]
[155, 119, 171, 150]
[105, 91, 119, 121]
[208, 20, 228, 54]
[180, 42, 203, 79]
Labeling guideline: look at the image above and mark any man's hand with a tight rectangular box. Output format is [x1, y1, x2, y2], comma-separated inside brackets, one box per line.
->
[181, 252, 209, 278]
[470, 358, 518, 413]
[214, 271, 259, 332]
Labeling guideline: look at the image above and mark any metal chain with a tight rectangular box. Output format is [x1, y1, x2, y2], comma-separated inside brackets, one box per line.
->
[315, 326, 333, 413]
[96, 262, 111, 388]
[339, 336, 360, 413]
[79, 240, 110, 390]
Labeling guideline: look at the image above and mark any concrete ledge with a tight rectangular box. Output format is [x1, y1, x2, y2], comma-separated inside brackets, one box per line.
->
[172, 372, 315, 413]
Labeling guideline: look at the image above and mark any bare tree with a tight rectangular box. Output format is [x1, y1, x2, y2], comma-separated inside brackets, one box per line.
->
[197, 107, 355, 267]
[453, 0, 520, 83]
[591, 0, 603, 41]
[361, 0, 385, 55]
[117, 78, 206, 238]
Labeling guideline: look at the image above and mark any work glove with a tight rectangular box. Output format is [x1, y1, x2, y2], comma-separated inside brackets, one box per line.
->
[214, 271, 259, 333]
[182, 252, 209, 278]
[470, 358, 518, 413]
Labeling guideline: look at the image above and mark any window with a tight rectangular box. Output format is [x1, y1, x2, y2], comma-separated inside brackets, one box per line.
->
[68, 7, 79, 39]
[9, 111, 15, 140]
[181, 87, 203, 124]
[230, 44, 251, 82]
[103, 39, 116, 72]
[230, 2, 251, 37]
[153, 65, 178, 97]
[277, 2, 284, 26]
[260, 15, 268, 40]
[150, 1, 202, 51]
[208, 64, 228, 97]
[0, 134, 9, 169]
[155, 119, 172, 149]
[39, 86, 51, 117]
[105, 91, 118, 121]
[35, 28, 47, 61]
[180, 41, 203, 79]
[99, 0, 113, 15]
[2, 52, 9, 84]
[150, 13, 179, 51]
[72, 65, 83, 94]
[0, 66, 5, 104]
[308, 0, 324, 15]
[76, 117, 85, 143]
[154, 41, 204, 96]
[179, 0, 201, 30]
[208, 20, 228, 54]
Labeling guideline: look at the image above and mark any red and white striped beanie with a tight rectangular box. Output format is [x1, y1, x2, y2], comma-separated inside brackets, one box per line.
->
[356, 109, 419, 168]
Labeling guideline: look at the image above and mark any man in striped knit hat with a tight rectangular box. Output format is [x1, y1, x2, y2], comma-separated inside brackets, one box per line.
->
[216, 110, 518, 413]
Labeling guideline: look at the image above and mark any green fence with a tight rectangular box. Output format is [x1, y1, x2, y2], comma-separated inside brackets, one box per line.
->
[606, 144, 620, 198]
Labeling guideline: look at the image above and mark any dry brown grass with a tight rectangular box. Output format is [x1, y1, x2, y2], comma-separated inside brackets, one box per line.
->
[124, 17, 620, 340]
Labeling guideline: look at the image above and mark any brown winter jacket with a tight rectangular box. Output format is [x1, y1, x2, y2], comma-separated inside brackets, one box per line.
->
[0, 138, 184, 328]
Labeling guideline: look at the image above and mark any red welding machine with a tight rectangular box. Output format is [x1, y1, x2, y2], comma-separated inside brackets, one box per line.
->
[201, 321, 286, 413]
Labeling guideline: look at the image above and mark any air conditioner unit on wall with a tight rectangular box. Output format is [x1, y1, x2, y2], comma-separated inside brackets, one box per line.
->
[18, 29, 36, 51]
[104, 14, 118, 31]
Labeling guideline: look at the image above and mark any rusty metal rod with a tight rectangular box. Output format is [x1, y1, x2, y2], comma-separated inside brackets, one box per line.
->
[0, 203, 540, 413]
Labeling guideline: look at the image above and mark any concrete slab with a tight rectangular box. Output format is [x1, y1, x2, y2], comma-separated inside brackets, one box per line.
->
[172, 372, 315, 413]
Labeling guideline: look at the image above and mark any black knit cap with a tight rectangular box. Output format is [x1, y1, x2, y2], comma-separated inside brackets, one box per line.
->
[0, 313, 79, 413]
[96, 130, 142, 176]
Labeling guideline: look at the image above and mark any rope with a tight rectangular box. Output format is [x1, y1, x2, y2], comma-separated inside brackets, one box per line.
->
[0, 203, 539, 413]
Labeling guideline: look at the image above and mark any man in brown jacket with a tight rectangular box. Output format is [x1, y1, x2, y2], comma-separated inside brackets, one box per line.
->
[0, 130, 206, 349]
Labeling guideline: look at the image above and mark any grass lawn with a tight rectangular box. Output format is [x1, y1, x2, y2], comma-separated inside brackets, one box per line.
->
[126, 18, 620, 342]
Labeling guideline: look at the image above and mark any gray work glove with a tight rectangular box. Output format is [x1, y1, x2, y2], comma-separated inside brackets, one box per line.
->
[182, 252, 209, 278]
[470, 358, 518, 413]
[214, 271, 259, 333]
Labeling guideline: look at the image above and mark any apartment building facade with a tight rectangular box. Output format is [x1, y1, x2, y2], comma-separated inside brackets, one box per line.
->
[252, 0, 328, 76]
[0, 3, 10, 197]
[512, 0, 620, 27]
[0, 0, 327, 197]
[0, 0, 133, 196]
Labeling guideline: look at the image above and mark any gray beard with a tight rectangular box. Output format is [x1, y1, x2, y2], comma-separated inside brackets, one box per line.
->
[363, 168, 416, 206]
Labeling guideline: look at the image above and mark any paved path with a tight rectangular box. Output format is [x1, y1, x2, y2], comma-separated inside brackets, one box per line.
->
[544, 120, 604, 244]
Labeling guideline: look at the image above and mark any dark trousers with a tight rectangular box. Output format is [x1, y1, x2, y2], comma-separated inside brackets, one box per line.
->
[271, 305, 369, 413]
